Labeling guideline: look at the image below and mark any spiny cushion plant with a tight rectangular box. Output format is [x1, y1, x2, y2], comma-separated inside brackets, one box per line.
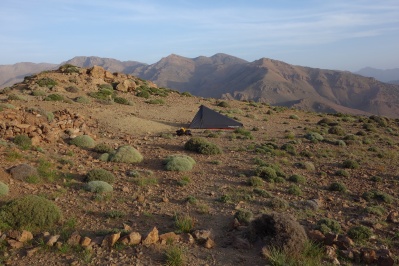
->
[0, 181, 9, 196]
[110, 145, 143, 163]
[70, 135, 96, 149]
[184, 137, 222, 155]
[347, 225, 372, 241]
[316, 218, 341, 234]
[85, 181, 113, 194]
[164, 154, 196, 172]
[86, 168, 115, 184]
[0, 195, 62, 232]
[342, 159, 359, 169]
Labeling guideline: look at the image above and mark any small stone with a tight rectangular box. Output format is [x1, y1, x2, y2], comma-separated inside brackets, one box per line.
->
[142, 227, 159, 246]
[377, 254, 395, 266]
[204, 238, 215, 249]
[193, 229, 212, 243]
[7, 230, 33, 243]
[46, 235, 60, 246]
[123, 223, 132, 231]
[307, 230, 325, 243]
[26, 247, 40, 257]
[335, 235, 354, 250]
[162, 197, 169, 203]
[324, 233, 338, 246]
[7, 239, 24, 249]
[119, 232, 141, 245]
[159, 232, 180, 245]
[101, 233, 120, 248]
[325, 245, 337, 261]
[122, 186, 130, 192]
[67, 231, 81, 246]
[180, 233, 195, 244]
[80, 237, 92, 247]
[386, 211, 398, 223]
[137, 195, 145, 203]
[361, 248, 377, 264]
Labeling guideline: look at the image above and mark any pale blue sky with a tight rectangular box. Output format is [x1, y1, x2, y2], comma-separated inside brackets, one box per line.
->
[1, 0, 398, 71]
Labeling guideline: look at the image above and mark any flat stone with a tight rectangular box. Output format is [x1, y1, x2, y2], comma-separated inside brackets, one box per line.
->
[142, 227, 159, 246]
[159, 232, 180, 244]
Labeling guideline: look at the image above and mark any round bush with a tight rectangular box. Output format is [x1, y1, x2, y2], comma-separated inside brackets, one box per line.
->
[288, 174, 306, 184]
[13, 134, 32, 149]
[164, 154, 196, 172]
[0, 195, 62, 232]
[9, 164, 38, 181]
[255, 166, 277, 182]
[85, 181, 113, 194]
[110, 145, 143, 163]
[329, 182, 347, 193]
[217, 101, 230, 108]
[70, 135, 96, 149]
[248, 176, 264, 187]
[328, 126, 345, 135]
[288, 185, 302, 196]
[0, 181, 9, 196]
[184, 137, 222, 155]
[347, 225, 372, 241]
[93, 143, 114, 154]
[86, 168, 115, 183]
[316, 218, 341, 234]
[304, 132, 324, 142]
[342, 159, 359, 169]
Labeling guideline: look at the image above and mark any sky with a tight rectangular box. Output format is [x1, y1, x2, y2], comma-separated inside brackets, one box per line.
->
[1, 0, 398, 71]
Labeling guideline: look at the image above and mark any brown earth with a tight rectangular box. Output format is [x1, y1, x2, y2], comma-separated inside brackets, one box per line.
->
[0, 65, 398, 265]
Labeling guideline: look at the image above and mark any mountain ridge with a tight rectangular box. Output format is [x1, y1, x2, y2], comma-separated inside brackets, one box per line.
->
[1, 54, 399, 117]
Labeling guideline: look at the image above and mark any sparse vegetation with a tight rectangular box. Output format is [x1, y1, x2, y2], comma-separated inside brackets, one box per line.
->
[85, 181, 113, 194]
[13, 134, 32, 150]
[0, 182, 9, 196]
[347, 225, 372, 241]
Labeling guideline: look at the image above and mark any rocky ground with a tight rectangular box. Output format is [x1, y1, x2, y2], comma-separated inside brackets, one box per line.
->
[0, 65, 398, 265]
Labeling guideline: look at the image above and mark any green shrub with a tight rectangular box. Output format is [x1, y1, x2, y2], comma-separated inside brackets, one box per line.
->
[342, 159, 359, 169]
[164, 245, 185, 266]
[234, 128, 253, 139]
[0, 181, 9, 196]
[364, 206, 385, 216]
[234, 209, 253, 225]
[316, 218, 341, 234]
[175, 214, 194, 233]
[177, 176, 191, 186]
[13, 134, 32, 150]
[184, 137, 222, 155]
[281, 143, 296, 155]
[114, 97, 132, 105]
[347, 225, 372, 241]
[328, 126, 345, 135]
[0, 195, 62, 232]
[65, 86, 79, 93]
[304, 132, 324, 142]
[98, 84, 113, 90]
[44, 94, 64, 101]
[32, 89, 47, 96]
[181, 91, 192, 97]
[288, 174, 306, 184]
[36, 77, 57, 88]
[75, 96, 90, 104]
[289, 114, 299, 120]
[88, 88, 115, 100]
[296, 161, 315, 171]
[110, 145, 143, 163]
[362, 190, 393, 204]
[248, 176, 264, 187]
[93, 143, 114, 154]
[70, 135, 96, 149]
[59, 64, 80, 73]
[255, 166, 277, 182]
[317, 118, 338, 126]
[146, 99, 165, 104]
[136, 90, 150, 98]
[335, 169, 350, 177]
[85, 181, 113, 194]
[288, 185, 302, 196]
[86, 168, 115, 183]
[217, 101, 230, 108]
[329, 182, 347, 193]
[164, 154, 196, 172]
[268, 197, 289, 211]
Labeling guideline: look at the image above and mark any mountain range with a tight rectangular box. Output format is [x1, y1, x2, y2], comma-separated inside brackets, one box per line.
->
[1, 54, 399, 117]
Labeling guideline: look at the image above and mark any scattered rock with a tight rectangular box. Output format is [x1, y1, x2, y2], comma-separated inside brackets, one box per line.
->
[7, 239, 24, 249]
[180, 233, 195, 244]
[204, 238, 215, 249]
[386, 211, 398, 223]
[159, 232, 180, 245]
[361, 247, 377, 264]
[80, 237, 92, 248]
[142, 227, 159, 246]
[193, 229, 212, 243]
[26, 247, 40, 257]
[67, 231, 81, 246]
[101, 233, 121, 249]
[7, 230, 33, 243]
[46, 235, 60, 246]
[307, 230, 325, 243]
[119, 232, 142, 246]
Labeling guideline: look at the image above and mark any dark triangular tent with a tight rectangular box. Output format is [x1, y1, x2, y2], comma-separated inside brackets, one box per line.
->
[188, 105, 243, 129]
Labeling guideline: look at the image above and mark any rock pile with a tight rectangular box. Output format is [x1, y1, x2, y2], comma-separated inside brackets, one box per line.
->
[0, 108, 97, 145]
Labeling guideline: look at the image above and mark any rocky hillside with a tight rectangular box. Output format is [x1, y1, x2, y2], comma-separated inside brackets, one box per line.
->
[0, 65, 398, 265]
[2, 54, 399, 118]
[356, 67, 399, 84]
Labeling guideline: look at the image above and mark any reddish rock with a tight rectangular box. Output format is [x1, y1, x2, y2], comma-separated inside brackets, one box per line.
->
[204, 238, 215, 249]
[307, 230, 325, 243]
[180, 233, 195, 244]
[119, 232, 141, 246]
[80, 237, 92, 248]
[7, 230, 33, 243]
[101, 233, 120, 249]
[324, 233, 338, 246]
[67, 231, 81, 246]
[361, 248, 377, 264]
[159, 232, 180, 245]
[386, 211, 398, 223]
[7, 239, 24, 249]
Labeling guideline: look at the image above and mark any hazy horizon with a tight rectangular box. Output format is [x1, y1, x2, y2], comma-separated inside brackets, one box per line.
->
[1, 0, 398, 71]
